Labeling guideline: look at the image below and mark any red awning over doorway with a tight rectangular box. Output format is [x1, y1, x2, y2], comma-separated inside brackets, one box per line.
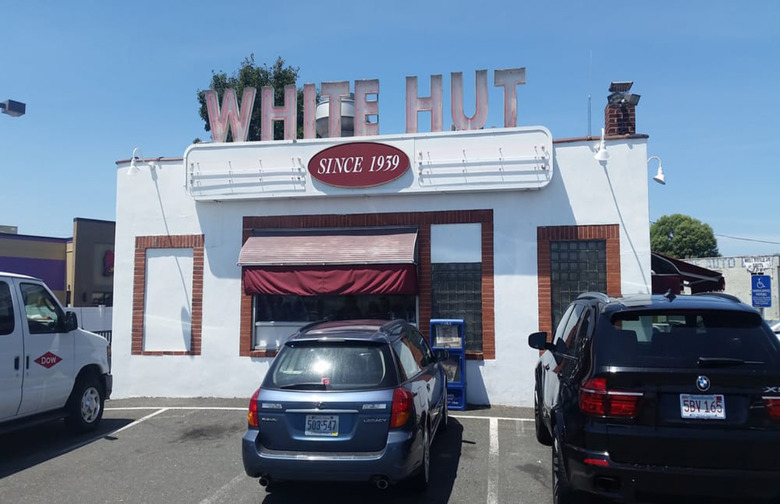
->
[239, 227, 419, 296]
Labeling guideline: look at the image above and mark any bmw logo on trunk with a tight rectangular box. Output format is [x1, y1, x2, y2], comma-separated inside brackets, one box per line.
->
[696, 376, 711, 392]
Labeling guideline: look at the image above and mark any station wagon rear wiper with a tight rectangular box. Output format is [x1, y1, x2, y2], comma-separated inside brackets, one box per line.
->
[279, 383, 328, 390]
[697, 357, 765, 368]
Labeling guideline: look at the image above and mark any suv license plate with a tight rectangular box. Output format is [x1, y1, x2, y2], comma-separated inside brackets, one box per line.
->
[680, 394, 725, 419]
[305, 415, 339, 436]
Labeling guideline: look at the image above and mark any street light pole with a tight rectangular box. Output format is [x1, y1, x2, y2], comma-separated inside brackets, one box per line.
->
[0, 99, 26, 117]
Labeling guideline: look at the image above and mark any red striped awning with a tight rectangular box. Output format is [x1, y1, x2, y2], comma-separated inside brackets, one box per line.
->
[239, 227, 418, 296]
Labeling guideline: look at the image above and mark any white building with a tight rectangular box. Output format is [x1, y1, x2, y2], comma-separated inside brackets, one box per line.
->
[111, 76, 654, 407]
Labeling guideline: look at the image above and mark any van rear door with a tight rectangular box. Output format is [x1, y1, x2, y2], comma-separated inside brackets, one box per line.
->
[0, 279, 24, 421]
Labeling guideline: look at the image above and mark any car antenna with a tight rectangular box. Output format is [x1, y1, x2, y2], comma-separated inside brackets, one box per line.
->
[664, 289, 676, 301]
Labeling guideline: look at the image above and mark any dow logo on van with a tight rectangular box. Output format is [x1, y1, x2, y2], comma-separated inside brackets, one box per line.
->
[35, 352, 62, 369]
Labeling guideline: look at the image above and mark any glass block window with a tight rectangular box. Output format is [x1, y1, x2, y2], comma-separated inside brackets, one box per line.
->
[550, 240, 606, 330]
[431, 263, 482, 352]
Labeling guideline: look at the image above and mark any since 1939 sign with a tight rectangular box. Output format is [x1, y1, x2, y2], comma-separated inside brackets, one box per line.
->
[307, 142, 410, 188]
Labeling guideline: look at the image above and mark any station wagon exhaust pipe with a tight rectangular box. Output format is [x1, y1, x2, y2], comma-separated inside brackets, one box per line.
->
[374, 477, 389, 490]
[258, 477, 270, 487]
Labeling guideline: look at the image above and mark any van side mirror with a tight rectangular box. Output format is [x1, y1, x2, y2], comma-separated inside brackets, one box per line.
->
[528, 331, 553, 351]
[64, 311, 78, 332]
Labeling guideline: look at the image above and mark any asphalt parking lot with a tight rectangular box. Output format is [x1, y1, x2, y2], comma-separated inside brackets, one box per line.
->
[0, 398, 549, 504]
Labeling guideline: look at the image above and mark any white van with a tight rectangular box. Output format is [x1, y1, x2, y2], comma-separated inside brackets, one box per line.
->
[0, 272, 112, 433]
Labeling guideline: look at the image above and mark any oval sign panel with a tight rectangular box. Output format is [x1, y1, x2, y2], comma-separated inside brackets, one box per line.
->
[308, 142, 410, 188]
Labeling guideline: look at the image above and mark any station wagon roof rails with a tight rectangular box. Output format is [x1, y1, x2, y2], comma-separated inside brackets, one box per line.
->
[296, 319, 330, 334]
[576, 292, 610, 303]
[692, 292, 743, 303]
[380, 319, 407, 336]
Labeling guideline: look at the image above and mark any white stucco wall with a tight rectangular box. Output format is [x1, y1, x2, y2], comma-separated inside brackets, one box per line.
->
[112, 130, 650, 407]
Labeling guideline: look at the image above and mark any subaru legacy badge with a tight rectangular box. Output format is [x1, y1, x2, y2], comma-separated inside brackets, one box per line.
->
[696, 376, 711, 392]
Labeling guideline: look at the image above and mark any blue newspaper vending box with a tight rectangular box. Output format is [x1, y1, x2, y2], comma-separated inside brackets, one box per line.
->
[430, 319, 466, 410]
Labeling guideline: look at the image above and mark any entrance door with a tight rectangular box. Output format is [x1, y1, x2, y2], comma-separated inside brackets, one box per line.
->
[14, 280, 75, 417]
[0, 279, 24, 421]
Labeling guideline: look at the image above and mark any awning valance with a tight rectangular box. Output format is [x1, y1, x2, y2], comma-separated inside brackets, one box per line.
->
[239, 227, 419, 296]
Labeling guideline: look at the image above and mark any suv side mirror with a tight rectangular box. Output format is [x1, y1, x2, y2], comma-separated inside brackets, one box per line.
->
[528, 332, 553, 351]
[64, 311, 78, 332]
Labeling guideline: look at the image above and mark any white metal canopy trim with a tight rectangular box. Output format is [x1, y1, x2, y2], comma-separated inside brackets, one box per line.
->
[185, 126, 553, 201]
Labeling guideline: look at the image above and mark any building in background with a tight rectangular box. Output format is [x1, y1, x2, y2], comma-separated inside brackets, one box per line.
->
[685, 255, 780, 320]
[0, 218, 115, 307]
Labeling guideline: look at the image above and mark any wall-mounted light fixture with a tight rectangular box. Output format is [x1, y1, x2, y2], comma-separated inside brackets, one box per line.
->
[594, 127, 609, 161]
[0, 99, 26, 118]
[127, 148, 143, 176]
[647, 155, 665, 185]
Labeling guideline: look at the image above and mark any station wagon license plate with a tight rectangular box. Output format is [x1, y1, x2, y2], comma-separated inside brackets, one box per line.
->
[680, 394, 725, 419]
[305, 415, 339, 436]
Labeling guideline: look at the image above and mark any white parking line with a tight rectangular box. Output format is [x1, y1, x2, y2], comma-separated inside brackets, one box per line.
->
[451, 414, 533, 422]
[487, 417, 500, 504]
[108, 408, 169, 436]
[105, 405, 534, 422]
[198, 472, 246, 504]
[106, 406, 246, 411]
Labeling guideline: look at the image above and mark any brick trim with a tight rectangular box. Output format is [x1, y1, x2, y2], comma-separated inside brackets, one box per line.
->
[240, 211, 495, 360]
[132, 234, 204, 356]
[536, 225, 621, 338]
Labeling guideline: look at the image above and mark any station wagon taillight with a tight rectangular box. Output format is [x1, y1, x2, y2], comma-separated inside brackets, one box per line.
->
[579, 378, 643, 418]
[390, 387, 414, 428]
[763, 397, 780, 421]
[248, 388, 260, 428]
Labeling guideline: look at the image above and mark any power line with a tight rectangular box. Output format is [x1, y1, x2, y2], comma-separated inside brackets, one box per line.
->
[714, 234, 780, 246]
[650, 220, 780, 246]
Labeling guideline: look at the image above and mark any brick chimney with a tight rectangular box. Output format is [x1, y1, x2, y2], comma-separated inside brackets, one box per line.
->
[604, 81, 640, 135]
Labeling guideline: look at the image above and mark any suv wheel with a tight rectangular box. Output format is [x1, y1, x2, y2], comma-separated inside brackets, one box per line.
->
[552, 434, 588, 504]
[534, 389, 552, 446]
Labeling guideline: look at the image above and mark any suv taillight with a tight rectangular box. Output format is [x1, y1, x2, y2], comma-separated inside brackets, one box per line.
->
[390, 387, 414, 428]
[763, 397, 780, 421]
[248, 388, 260, 428]
[579, 378, 642, 418]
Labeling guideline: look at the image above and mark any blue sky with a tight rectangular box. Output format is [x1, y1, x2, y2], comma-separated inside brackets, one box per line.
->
[1, 1, 778, 257]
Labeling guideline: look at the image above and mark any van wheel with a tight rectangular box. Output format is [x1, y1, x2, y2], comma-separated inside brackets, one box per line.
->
[65, 375, 104, 433]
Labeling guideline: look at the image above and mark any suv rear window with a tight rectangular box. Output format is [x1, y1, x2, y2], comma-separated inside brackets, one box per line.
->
[597, 309, 780, 368]
[264, 342, 395, 390]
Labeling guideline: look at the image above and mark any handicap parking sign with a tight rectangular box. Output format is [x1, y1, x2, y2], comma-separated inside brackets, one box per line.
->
[752, 275, 772, 308]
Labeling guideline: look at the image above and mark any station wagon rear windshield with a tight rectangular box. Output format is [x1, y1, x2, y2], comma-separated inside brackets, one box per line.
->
[265, 342, 395, 390]
[598, 310, 780, 368]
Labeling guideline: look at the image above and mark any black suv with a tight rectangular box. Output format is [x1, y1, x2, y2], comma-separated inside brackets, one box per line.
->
[529, 291, 780, 503]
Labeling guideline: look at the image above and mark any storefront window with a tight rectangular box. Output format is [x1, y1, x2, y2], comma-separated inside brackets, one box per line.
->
[431, 264, 482, 352]
[431, 224, 483, 353]
[550, 239, 606, 330]
[252, 294, 417, 350]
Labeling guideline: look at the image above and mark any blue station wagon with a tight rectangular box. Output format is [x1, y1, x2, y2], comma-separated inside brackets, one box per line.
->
[242, 319, 449, 491]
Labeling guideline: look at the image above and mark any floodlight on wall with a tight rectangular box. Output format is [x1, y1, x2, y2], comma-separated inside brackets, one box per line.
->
[594, 128, 610, 161]
[648, 155, 666, 185]
[127, 148, 142, 176]
[0, 99, 26, 118]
